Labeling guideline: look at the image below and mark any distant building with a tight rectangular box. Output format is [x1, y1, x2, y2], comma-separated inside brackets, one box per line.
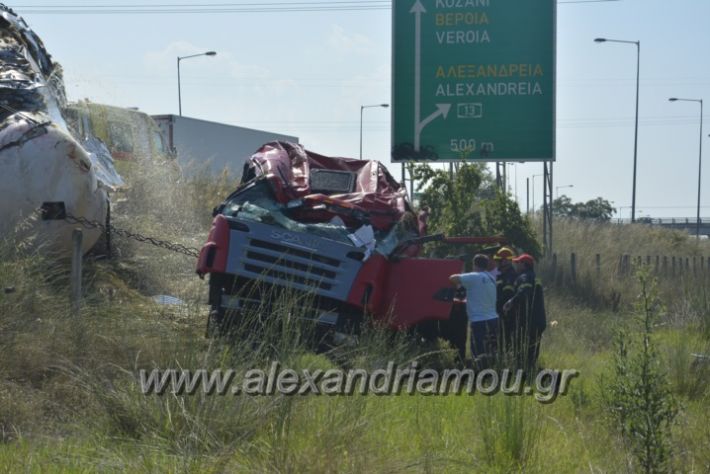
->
[152, 114, 298, 177]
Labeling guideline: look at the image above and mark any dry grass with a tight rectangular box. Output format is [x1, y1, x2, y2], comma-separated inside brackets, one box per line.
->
[1, 175, 709, 471]
[537, 218, 710, 320]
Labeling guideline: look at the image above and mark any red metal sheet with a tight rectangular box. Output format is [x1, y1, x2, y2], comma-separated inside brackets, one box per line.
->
[378, 258, 464, 329]
[247, 141, 410, 231]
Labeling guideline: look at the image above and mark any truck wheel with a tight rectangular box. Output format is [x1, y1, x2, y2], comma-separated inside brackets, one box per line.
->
[206, 274, 232, 338]
[206, 308, 224, 338]
[206, 306, 243, 339]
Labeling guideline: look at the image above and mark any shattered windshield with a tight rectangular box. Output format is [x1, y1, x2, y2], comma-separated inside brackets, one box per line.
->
[220, 178, 415, 257]
[222, 179, 279, 217]
[221, 179, 354, 246]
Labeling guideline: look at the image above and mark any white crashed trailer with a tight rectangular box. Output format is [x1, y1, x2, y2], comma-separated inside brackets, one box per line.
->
[0, 5, 122, 256]
[152, 114, 298, 178]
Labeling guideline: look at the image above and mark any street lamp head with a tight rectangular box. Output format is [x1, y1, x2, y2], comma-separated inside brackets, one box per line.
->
[668, 97, 678, 102]
[362, 103, 389, 110]
[178, 51, 218, 61]
[594, 38, 607, 43]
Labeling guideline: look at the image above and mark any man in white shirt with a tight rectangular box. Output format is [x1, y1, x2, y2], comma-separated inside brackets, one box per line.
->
[449, 254, 499, 367]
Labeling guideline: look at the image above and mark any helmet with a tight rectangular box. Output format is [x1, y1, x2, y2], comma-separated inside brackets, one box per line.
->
[512, 253, 535, 266]
[494, 246, 515, 261]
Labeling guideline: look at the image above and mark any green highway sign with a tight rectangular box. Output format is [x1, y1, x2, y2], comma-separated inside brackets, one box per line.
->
[392, 0, 556, 162]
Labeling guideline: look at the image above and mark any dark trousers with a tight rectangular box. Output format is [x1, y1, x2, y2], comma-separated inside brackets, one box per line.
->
[470, 318, 499, 362]
[499, 314, 515, 354]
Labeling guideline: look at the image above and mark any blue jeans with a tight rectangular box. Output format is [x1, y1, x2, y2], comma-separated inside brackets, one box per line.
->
[470, 318, 499, 360]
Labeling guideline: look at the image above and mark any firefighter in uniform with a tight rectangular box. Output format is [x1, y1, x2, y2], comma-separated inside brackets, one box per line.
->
[503, 253, 546, 373]
[494, 247, 517, 357]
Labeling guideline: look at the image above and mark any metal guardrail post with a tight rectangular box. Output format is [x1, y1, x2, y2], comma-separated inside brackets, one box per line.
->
[551, 253, 557, 281]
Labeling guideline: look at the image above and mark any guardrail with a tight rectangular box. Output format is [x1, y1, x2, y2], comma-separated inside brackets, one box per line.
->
[614, 217, 710, 225]
[540, 252, 710, 285]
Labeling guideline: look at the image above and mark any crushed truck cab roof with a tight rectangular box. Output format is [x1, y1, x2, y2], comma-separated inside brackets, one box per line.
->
[240, 141, 413, 231]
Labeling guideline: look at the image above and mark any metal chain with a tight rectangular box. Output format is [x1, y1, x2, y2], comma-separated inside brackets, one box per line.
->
[64, 213, 201, 258]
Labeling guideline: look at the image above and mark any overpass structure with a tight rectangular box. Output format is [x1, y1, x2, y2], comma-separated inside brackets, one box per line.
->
[615, 217, 710, 237]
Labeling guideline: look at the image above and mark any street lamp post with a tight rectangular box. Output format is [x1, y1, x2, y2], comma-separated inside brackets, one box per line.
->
[531, 173, 543, 213]
[669, 97, 703, 240]
[526, 177, 530, 215]
[359, 103, 389, 160]
[595, 38, 640, 223]
[177, 51, 217, 116]
[555, 184, 574, 199]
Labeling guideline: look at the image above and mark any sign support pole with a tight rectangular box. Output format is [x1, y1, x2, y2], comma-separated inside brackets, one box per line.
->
[495, 162, 504, 191]
[526, 178, 530, 215]
[543, 161, 554, 255]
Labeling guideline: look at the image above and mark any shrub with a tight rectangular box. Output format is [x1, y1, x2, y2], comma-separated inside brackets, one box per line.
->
[602, 268, 678, 473]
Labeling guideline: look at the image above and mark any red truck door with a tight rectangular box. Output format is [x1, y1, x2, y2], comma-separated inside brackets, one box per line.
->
[379, 258, 463, 329]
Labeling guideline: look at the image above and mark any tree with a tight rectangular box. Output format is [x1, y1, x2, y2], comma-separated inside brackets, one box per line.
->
[482, 193, 540, 258]
[603, 269, 678, 473]
[553, 195, 616, 222]
[552, 195, 574, 217]
[410, 163, 540, 258]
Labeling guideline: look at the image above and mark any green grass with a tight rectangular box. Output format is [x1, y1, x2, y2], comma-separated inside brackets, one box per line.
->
[1, 260, 706, 472]
[1, 185, 709, 472]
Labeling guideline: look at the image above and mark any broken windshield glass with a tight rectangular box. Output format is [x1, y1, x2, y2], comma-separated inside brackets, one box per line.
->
[220, 178, 415, 256]
[221, 179, 353, 246]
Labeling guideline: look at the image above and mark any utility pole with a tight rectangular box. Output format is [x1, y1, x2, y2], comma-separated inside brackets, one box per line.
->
[526, 177, 530, 215]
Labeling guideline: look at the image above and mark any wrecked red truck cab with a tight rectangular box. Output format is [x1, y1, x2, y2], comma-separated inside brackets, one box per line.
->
[197, 141, 502, 352]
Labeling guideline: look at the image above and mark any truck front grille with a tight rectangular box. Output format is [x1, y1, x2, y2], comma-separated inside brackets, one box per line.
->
[245, 251, 337, 279]
[249, 239, 341, 267]
[243, 264, 333, 291]
[225, 218, 362, 302]
[241, 238, 342, 292]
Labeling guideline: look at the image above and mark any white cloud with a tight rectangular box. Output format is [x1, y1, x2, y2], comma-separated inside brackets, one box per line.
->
[336, 63, 391, 115]
[142, 41, 298, 99]
[327, 25, 376, 56]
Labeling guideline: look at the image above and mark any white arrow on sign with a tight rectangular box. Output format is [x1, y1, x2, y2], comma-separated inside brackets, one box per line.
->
[417, 103, 452, 137]
[411, 0, 450, 152]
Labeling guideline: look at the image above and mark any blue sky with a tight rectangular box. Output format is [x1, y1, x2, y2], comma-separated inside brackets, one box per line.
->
[11, 0, 710, 218]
